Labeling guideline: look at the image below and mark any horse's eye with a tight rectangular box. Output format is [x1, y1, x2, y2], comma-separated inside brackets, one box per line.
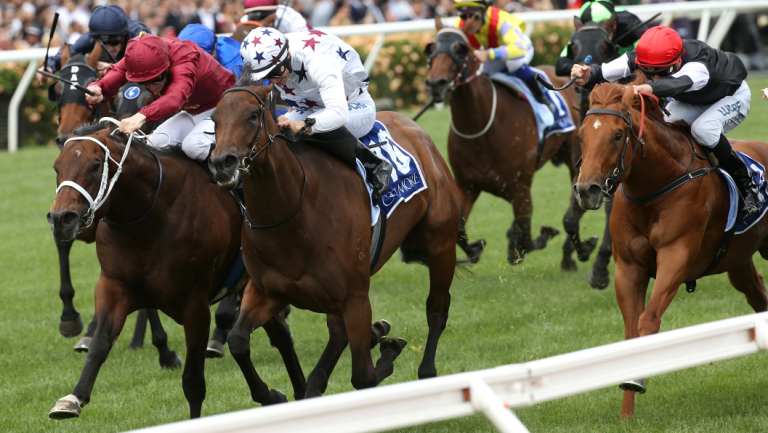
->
[613, 130, 624, 141]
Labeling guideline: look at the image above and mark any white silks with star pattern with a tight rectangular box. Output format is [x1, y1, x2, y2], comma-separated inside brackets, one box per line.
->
[240, 27, 375, 136]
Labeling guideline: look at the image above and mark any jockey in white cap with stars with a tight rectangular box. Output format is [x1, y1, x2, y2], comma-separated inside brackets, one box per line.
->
[240, 26, 392, 195]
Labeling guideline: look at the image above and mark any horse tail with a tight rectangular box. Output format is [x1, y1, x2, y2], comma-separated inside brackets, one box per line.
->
[457, 217, 485, 265]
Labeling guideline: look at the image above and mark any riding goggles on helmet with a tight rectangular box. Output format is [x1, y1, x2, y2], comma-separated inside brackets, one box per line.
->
[97, 34, 124, 46]
[459, 10, 484, 21]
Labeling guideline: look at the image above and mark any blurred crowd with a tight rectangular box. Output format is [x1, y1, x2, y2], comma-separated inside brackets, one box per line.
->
[1, 0, 767, 70]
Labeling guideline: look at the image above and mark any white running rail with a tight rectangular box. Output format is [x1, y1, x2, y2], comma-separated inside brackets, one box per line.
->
[3, 0, 768, 152]
[123, 312, 768, 433]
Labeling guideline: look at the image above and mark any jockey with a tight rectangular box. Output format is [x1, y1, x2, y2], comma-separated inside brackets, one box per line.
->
[571, 25, 760, 217]
[85, 35, 235, 161]
[240, 27, 392, 196]
[47, 5, 149, 74]
[178, 23, 244, 79]
[451, 0, 554, 112]
[241, 0, 309, 34]
[555, 0, 647, 77]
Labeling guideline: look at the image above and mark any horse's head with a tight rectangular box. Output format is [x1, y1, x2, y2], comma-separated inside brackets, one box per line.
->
[48, 122, 125, 241]
[55, 51, 101, 147]
[568, 18, 619, 67]
[574, 81, 648, 210]
[209, 82, 278, 188]
[425, 28, 475, 103]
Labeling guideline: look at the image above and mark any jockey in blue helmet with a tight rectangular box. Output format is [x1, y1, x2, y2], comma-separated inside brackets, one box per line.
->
[47, 5, 149, 73]
[178, 24, 243, 79]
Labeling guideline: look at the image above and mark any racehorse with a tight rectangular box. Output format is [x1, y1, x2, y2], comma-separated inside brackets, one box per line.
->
[51, 45, 183, 364]
[425, 24, 598, 268]
[47, 120, 306, 419]
[574, 79, 768, 417]
[209, 84, 476, 401]
[231, 14, 276, 42]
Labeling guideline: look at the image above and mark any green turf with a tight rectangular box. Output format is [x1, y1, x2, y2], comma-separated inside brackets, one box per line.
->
[3, 76, 768, 433]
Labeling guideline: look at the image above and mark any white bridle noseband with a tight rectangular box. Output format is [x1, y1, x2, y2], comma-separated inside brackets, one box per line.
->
[55, 117, 139, 228]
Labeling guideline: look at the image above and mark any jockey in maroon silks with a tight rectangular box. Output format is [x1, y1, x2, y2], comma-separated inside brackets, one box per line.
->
[86, 34, 234, 161]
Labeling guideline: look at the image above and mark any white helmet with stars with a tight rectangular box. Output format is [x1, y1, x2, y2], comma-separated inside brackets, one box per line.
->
[240, 27, 290, 81]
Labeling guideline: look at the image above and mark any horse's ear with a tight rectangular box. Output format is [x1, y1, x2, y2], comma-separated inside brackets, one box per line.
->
[86, 42, 102, 69]
[621, 85, 639, 109]
[573, 16, 584, 31]
[604, 16, 617, 35]
[435, 15, 444, 32]
[262, 14, 277, 27]
[424, 42, 436, 58]
[631, 70, 649, 85]
[60, 44, 71, 67]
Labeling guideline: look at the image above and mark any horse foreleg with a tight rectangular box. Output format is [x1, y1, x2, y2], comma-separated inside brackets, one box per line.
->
[50, 277, 130, 419]
[589, 198, 613, 290]
[181, 302, 210, 418]
[146, 309, 181, 369]
[418, 243, 455, 379]
[508, 184, 559, 264]
[613, 258, 650, 418]
[56, 239, 83, 337]
[728, 260, 768, 312]
[129, 309, 148, 349]
[263, 308, 306, 400]
[561, 194, 598, 272]
[305, 314, 347, 398]
[207, 292, 240, 358]
[228, 280, 287, 405]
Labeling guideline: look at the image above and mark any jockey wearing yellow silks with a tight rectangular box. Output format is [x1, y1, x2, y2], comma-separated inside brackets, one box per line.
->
[452, 0, 553, 111]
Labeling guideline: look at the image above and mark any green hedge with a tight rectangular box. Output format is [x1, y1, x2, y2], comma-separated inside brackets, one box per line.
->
[0, 23, 573, 147]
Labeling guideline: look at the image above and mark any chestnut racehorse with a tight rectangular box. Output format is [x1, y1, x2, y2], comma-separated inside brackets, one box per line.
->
[574, 81, 768, 417]
[47, 120, 306, 419]
[425, 26, 598, 268]
[209, 84, 475, 401]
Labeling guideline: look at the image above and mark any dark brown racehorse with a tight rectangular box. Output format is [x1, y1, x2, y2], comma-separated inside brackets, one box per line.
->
[47, 121, 306, 419]
[425, 25, 598, 267]
[574, 80, 768, 417]
[209, 84, 475, 401]
[231, 14, 276, 42]
[52, 46, 181, 362]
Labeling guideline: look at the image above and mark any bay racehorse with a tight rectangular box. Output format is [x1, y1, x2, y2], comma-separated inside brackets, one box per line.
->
[574, 80, 768, 417]
[209, 84, 475, 401]
[47, 120, 306, 419]
[425, 25, 598, 268]
[52, 45, 180, 363]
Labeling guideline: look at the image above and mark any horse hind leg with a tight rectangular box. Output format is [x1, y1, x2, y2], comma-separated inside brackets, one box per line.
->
[57, 239, 83, 338]
[146, 309, 182, 369]
[129, 309, 148, 349]
[507, 186, 559, 264]
[728, 260, 768, 312]
[457, 217, 486, 264]
[262, 307, 306, 400]
[207, 292, 240, 358]
[588, 198, 613, 290]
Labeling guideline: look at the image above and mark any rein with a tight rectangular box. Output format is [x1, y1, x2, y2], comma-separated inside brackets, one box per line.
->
[584, 95, 715, 204]
[222, 86, 306, 230]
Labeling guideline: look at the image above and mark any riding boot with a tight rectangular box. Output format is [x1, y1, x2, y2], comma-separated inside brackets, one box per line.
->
[712, 134, 761, 217]
[355, 141, 393, 199]
[514, 65, 558, 115]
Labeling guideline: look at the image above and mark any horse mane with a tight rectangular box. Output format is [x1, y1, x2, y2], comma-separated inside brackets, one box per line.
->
[71, 121, 185, 158]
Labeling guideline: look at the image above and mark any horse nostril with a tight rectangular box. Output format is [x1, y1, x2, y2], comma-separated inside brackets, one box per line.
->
[46, 212, 53, 225]
[587, 184, 603, 197]
[223, 154, 239, 169]
[55, 136, 66, 147]
[61, 212, 80, 226]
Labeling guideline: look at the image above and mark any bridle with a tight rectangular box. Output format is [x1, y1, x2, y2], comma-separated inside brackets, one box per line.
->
[220, 86, 306, 229]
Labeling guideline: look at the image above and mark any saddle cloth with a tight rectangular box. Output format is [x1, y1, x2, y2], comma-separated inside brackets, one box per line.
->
[356, 120, 428, 226]
[489, 68, 576, 143]
[718, 151, 768, 234]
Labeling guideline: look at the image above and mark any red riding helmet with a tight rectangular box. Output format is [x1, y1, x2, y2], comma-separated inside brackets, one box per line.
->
[244, 0, 278, 11]
[124, 35, 171, 82]
[635, 26, 683, 71]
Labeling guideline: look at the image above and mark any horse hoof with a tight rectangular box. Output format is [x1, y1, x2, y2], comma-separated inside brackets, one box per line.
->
[59, 316, 83, 338]
[380, 337, 408, 356]
[417, 365, 437, 379]
[507, 249, 524, 265]
[466, 240, 486, 264]
[619, 379, 647, 394]
[401, 249, 428, 265]
[540, 226, 560, 239]
[265, 389, 288, 405]
[561, 258, 577, 272]
[588, 267, 610, 290]
[206, 339, 226, 358]
[577, 236, 599, 262]
[48, 394, 83, 419]
[73, 336, 91, 353]
[160, 351, 182, 369]
[373, 320, 391, 337]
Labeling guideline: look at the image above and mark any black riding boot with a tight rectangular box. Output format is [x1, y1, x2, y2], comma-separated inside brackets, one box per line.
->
[712, 134, 761, 217]
[355, 141, 393, 198]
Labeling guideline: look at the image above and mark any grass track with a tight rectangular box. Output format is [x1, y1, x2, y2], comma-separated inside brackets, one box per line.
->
[2, 77, 768, 433]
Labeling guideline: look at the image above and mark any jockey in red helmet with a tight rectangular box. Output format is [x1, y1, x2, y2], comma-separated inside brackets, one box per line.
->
[86, 35, 235, 161]
[240, 0, 309, 34]
[571, 25, 760, 217]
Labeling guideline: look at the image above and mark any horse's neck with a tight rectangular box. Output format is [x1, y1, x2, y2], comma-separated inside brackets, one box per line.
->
[244, 138, 304, 226]
[451, 76, 496, 132]
[105, 144, 163, 224]
[623, 118, 705, 199]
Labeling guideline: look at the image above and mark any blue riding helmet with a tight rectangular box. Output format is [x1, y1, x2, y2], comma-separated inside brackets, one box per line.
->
[178, 24, 216, 53]
[89, 5, 129, 36]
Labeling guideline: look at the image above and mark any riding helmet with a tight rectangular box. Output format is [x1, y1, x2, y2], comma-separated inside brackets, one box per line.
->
[89, 5, 129, 36]
[635, 25, 683, 70]
[124, 35, 171, 83]
[241, 27, 290, 81]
